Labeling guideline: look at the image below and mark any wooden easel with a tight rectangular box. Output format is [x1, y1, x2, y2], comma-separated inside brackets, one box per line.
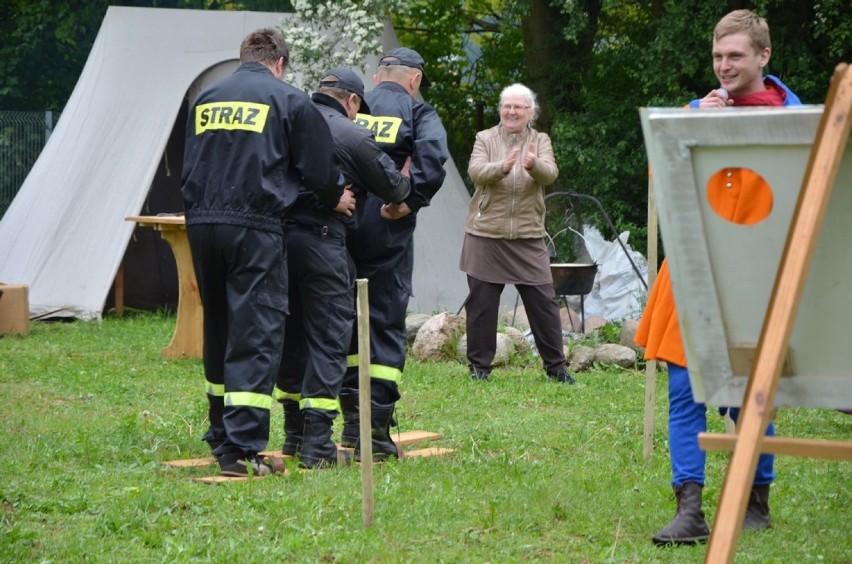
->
[699, 63, 852, 563]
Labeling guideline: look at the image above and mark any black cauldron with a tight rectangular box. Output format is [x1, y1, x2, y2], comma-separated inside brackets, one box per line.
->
[550, 263, 598, 296]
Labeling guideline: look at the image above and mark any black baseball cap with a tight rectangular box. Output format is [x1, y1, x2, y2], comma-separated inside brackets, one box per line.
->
[378, 47, 430, 87]
[319, 66, 371, 113]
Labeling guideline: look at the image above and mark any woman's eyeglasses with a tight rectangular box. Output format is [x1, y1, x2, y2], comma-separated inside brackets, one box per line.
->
[501, 104, 530, 111]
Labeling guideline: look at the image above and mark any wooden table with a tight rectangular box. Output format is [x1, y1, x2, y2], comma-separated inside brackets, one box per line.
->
[125, 215, 202, 359]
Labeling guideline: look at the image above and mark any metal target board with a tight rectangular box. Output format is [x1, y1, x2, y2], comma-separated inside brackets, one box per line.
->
[640, 106, 852, 409]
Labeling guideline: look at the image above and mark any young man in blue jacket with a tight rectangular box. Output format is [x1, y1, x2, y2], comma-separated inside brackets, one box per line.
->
[636, 10, 801, 545]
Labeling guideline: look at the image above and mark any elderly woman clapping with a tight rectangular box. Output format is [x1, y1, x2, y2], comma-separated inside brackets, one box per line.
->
[459, 83, 573, 384]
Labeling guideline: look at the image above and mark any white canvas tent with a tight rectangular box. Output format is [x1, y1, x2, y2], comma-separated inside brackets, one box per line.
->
[0, 6, 474, 320]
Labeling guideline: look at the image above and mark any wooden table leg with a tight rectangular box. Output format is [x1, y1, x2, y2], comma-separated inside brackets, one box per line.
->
[114, 261, 125, 317]
[157, 228, 203, 359]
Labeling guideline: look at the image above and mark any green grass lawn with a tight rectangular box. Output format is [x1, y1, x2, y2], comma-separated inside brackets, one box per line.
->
[1, 311, 849, 562]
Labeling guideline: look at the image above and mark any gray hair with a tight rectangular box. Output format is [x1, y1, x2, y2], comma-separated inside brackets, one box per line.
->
[498, 83, 540, 125]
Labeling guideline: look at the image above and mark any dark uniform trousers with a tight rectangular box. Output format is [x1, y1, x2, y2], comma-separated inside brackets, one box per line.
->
[187, 224, 288, 456]
[344, 194, 413, 405]
[465, 275, 566, 373]
[277, 219, 355, 410]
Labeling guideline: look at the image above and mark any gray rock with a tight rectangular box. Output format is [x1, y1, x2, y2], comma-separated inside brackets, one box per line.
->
[619, 318, 641, 351]
[456, 332, 515, 367]
[559, 307, 583, 333]
[502, 303, 530, 331]
[411, 312, 466, 362]
[568, 345, 597, 372]
[456, 333, 468, 362]
[503, 326, 531, 356]
[595, 343, 637, 368]
[583, 315, 608, 335]
[493, 333, 514, 366]
[405, 313, 433, 345]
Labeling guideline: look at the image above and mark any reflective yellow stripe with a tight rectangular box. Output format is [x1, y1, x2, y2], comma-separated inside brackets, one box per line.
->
[300, 397, 340, 411]
[224, 391, 273, 410]
[206, 381, 225, 397]
[273, 387, 301, 402]
[370, 364, 402, 384]
[342, 360, 403, 383]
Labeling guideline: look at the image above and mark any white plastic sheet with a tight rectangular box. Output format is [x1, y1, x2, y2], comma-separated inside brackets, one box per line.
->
[564, 225, 648, 322]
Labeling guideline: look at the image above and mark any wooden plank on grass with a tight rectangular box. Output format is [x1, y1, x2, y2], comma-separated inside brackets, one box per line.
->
[162, 430, 443, 468]
[192, 474, 269, 484]
[404, 447, 454, 459]
[191, 447, 454, 483]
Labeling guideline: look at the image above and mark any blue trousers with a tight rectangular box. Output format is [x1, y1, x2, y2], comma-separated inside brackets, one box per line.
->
[667, 362, 775, 487]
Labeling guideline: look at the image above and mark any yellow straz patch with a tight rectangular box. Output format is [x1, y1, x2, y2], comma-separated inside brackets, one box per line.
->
[355, 113, 402, 144]
[195, 102, 269, 134]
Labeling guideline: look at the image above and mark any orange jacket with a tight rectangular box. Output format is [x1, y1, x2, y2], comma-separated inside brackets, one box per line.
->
[634, 168, 773, 365]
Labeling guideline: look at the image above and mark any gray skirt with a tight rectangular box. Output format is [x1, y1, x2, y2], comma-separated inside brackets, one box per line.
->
[459, 233, 552, 286]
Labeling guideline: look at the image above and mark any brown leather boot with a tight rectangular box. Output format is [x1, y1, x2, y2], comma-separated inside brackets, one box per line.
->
[651, 481, 710, 546]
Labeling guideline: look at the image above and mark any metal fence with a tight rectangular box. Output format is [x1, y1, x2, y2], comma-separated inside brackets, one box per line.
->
[0, 111, 58, 219]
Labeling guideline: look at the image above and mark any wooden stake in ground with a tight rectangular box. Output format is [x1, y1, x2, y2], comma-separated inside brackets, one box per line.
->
[356, 278, 374, 529]
[643, 171, 658, 461]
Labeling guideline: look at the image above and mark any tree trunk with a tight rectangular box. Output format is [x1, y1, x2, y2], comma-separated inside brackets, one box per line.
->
[520, 0, 601, 131]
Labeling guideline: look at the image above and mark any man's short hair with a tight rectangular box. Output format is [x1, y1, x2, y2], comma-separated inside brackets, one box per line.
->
[240, 28, 290, 66]
[714, 9, 771, 52]
[376, 61, 417, 82]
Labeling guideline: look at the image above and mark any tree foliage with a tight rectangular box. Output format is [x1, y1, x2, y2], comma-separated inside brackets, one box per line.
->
[280, 0, 389, 91]
[2, 0, 849, 257]
[548, 0, 850, 255]
[388, 0, 525, 192]
[0, 0, 295, 111]
[385, 1, 850, 255]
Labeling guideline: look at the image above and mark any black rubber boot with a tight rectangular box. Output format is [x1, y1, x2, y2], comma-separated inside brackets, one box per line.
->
[339, 389, 359, 448]
[355, 401, 401, 463]
[742, 484, 771, 530]
[203, 436, 224, 453]
[651, 481, 710, 546]
[202, 397, 226, 453]
[281, 399, 303, 457]
[299, 409, 342, 469]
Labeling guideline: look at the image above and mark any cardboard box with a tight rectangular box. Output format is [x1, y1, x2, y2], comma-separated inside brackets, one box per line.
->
[0, 284, 30, 335]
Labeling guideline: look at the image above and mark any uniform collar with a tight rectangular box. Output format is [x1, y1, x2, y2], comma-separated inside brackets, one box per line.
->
[311, 92, 348, 118]
[374, 81, 410, 96]
[236, 61, 274, 76]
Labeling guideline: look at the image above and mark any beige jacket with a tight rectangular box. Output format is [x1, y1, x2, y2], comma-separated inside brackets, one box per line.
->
[465, 124, 559, 239]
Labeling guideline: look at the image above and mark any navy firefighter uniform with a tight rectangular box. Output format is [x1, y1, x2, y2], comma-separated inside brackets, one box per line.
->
[344, 50, 449, 460]
[181, 59, 343, 471]
[274, 67, 411, 468]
